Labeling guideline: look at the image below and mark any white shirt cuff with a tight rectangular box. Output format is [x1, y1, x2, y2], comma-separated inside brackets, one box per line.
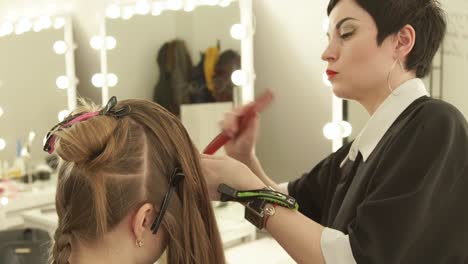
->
[320, 227, 357, 264]
[278, 182, 289, 195]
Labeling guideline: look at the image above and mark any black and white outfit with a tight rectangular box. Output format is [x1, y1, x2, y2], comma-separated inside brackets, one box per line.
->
[287, 79, 468, 263]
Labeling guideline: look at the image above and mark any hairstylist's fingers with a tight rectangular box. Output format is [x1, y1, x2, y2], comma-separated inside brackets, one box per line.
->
[220, 112, 241, 136]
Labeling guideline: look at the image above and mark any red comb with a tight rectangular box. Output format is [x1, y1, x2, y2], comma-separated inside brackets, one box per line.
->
[203, 90, 274, 155]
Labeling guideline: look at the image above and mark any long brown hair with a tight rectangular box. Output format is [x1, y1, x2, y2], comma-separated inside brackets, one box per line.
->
[49, 99, 225, 264]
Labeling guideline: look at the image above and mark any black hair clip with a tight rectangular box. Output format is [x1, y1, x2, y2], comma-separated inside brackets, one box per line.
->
[150, 167, 185, 234]
[99, 96, 130, 118]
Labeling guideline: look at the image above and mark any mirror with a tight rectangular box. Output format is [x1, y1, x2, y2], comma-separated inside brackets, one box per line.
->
[94, 0, 254, 151]
[345, 0, 468, 141]
[100, 1, 242, 108]
[0, 16, 76, 171]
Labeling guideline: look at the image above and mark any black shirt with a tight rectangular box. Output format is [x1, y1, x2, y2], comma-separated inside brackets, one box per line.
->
[288, 96, 468, 263]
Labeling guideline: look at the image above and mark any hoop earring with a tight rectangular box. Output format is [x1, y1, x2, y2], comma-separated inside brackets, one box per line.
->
[136, 239, 144, 247]
[387, 58, 403, 96]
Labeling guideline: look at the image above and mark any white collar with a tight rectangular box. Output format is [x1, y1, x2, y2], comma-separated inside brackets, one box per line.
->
[340, 78, 429, 167]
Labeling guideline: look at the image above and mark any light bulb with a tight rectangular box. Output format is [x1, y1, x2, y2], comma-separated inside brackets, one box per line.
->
[122, 6, 135, 20]
[58, 110, 70, 122]
[39, 16, 52, 30]
[184, 0, 196, 12]
[230, 24, 248, 40]
[322, 17, 330, 33]
[0, 138, 5, 151]
[167, 0, 183, 10]
[0, 22, 14, 36]
[90, 36, 104, 50]
[106, 4, 121, 19]
[0, 197, 8, 206]
[219, 0, 231, 7]
[53, 40, 67, 54]
[0, 107, 3, 118]
[323, 122, 341, 140]
[152, 2, 164, 16]
[135, 0, 151, 15]
[340, 121, 352, 138]
[231, 70, 248, 86]
[53, 17, 66, 29]
[15, 18, 32, 35]
[107, 73, 119, 87]
[56, 76, 70, 89]
[205, 0, 219, 6]
[33, 20, 43, 32]
[323, 72, 332, 87]
[106, 36, 117, 50]
[92, 73, 105, 87]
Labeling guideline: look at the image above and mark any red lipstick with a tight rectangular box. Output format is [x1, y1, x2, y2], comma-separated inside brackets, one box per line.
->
[326, 69, 338, 79]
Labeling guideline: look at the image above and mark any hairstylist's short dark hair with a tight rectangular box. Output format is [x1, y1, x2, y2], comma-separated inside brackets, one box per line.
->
[327, 0, 446, 78]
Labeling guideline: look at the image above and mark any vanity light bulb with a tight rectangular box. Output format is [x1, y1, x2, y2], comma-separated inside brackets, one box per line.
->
[0, 138, 5, 151]
[0, 22, 14, 36]
[167, 0, 184, 11]
[58, 110, 70, 122]
[92, 73, 106, 88]
[184, 0, 196, 12]
[39, 16, 52, 30]
[231, 70, 248, 86]
[230, 24, 248, 40]
[135, 0, 151, 15]
[205, 0, 219, 6]
[0, 107, 3, 118]
[323, 72, 332, 87]
[122, 6, 135, 20]
[340, 121, 353, 138]
[90, 36, 104, 50]
[106, 36, 117, 50]
[106, 5, 121, 19]
[323, 122, 341, 140]
[219, 0, 231, 7]
[152, 2, 164, 16]
[33, 21, 43, 32]
[53, 41, 67, 54]
[15, 19, 32, 35]
[53, 17, 66, 29]
[0, 196, 8, 206]
[56, 76, 70, 89]
[107, 73, 119, 87]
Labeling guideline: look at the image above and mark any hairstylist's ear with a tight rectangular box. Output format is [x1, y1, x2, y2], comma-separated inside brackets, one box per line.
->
[395, 24, 416, 60]
[132, 203, 155, 244]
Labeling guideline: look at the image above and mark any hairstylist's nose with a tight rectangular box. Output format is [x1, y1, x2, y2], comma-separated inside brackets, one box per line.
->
[321, 42, 338, 62]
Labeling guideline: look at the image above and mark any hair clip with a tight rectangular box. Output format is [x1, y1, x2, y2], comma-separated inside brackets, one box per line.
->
[43, 96, 130, 154]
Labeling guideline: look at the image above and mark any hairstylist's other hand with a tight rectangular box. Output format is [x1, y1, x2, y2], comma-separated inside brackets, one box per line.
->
[200, 154, 266, 201]
[220, 91, 273, 164]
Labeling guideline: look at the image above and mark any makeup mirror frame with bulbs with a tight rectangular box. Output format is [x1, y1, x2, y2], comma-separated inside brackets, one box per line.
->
[91, 0, 255, 107]
[0, 13, 77, 161]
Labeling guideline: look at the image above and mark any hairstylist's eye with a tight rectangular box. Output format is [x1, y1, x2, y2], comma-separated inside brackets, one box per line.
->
[340, 31, 354, 39]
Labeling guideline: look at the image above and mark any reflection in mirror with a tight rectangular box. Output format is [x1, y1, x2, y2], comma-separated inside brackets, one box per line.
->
[345, 0, 468, 141]
[103, 2, 241, 117]
[98, 1, 245, 152]
[0, 16, 76, 179]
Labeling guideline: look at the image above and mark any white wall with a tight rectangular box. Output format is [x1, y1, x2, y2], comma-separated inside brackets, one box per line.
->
[253, 0, 333, 183]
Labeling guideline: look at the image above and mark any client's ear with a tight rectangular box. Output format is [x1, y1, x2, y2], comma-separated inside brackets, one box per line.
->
[132, 203, 155, 244]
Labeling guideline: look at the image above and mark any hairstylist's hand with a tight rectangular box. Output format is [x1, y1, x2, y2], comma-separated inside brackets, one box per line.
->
[220, 90, 273, 163]
[200, 154, 266, 201]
